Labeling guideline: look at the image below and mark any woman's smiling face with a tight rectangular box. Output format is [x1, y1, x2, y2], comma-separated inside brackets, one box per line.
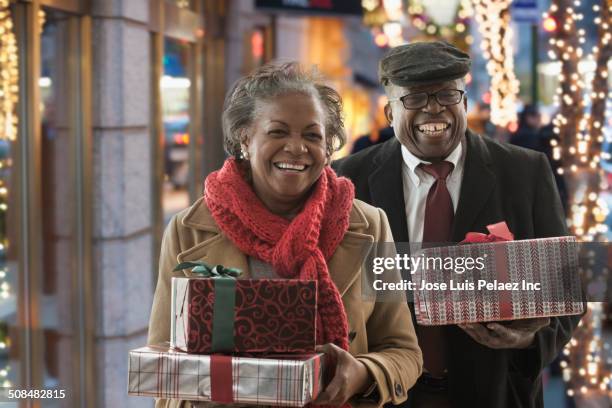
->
[243, 91, 328, 214]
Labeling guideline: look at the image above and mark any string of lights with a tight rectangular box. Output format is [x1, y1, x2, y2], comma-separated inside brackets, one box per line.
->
[471, 0, 519, 127]
[362, 0, 408, 48]
[562, 303, 612, 399]
[175, 0, 190, 9]
[0, 0, 18, 142]
[0, 0, 16, 389]
[587, 3, 611, 160]
[545, 0, 612, 401]
[547, 0, 610, 240]
[406, 0, 474, 46]
[362, 0, 476, 48]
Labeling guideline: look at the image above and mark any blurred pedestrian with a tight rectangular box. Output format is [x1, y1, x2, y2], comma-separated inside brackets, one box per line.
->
[509, 104, 541, 150]
[510, 106, 567, 210]
[351, 126, 395, 153]
[467, 102, 494, 136]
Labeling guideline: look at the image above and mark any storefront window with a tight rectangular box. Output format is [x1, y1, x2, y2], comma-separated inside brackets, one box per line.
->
[39, 8, 77, 404]
[161, 37, 192, 222]
[0, 2, 19, 393]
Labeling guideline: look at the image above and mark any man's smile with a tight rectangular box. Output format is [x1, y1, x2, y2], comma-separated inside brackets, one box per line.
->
[414, 121, 452, 139]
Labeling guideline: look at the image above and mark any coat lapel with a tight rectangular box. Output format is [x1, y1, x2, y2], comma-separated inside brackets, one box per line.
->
[451, 131, 496, 241]
[176, 234, 250, 278]
[328, 205, 374, 297]
[368, 138, 409, 242]
[177, 198, 250, 277]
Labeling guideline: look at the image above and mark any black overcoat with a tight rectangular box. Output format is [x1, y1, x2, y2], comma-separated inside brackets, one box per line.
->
[333, 130, 582, 408]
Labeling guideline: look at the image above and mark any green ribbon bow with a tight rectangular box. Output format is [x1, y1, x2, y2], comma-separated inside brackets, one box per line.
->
[174, 261, 242, 352]
[174, 261, 242, 278]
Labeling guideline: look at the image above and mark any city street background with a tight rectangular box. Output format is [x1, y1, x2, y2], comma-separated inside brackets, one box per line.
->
[0, 0, 609, 406]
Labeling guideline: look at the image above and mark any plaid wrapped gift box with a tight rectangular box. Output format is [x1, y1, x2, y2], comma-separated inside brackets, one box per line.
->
[413, 236, 584, 325]
[171, 276, 317, 354]
[127, 344, 325, 406]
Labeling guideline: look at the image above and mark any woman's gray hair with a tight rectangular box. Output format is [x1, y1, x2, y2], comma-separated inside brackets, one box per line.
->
[222, 61, 346, 159]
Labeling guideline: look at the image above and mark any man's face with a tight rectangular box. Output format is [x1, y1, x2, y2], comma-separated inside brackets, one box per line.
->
[385, 79, 467, 162]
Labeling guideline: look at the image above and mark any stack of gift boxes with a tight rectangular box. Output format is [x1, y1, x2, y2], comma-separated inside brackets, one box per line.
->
[128, 262, 325, 406]
[128, 224, 586, 403]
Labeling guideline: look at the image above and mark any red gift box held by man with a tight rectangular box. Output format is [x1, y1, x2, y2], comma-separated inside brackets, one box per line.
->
[413, 221, 582, 327]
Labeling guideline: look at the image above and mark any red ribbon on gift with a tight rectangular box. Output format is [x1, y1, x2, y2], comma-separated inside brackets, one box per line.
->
[211, 355, 234, 403]
[461, 221, 514, 243]
[461, 222, 515, 320]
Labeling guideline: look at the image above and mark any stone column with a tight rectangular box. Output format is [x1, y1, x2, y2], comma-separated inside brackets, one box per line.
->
[90, 1, 153, 406]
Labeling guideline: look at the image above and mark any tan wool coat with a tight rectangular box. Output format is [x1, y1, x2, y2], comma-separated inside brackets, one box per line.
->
[147, 197, 423, 408]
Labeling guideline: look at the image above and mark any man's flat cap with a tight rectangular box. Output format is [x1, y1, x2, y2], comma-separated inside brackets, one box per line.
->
[379, 41, 471, 87]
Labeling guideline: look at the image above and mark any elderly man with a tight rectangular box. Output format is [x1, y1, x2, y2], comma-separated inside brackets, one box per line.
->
[334, 41, 580, 408]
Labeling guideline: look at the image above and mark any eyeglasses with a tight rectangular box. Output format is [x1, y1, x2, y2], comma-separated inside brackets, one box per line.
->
[388, 89, 465, 110]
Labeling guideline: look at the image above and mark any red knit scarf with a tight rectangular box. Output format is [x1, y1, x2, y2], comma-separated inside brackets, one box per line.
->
[204, 158, 354, 351]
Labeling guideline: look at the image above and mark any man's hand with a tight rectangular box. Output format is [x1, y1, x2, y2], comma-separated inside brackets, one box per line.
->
[458, 318, 550, 349]
[314, 343, 373, 406]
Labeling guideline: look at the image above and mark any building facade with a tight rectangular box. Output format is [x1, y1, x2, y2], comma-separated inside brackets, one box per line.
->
[1, 0, 383, 406]
[3, 0, 220, 406]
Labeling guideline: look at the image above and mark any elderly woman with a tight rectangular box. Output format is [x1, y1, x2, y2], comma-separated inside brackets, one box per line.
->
[148, 62, 422, 408]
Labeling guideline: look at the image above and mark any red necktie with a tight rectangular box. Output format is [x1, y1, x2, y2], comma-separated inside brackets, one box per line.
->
[418, 161, 454, 378]
[421, 161, 454, 243]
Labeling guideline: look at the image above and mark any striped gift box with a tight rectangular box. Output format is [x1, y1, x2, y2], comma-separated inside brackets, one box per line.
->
[413, 236, 584, 325]
[128, 344, 325, 406]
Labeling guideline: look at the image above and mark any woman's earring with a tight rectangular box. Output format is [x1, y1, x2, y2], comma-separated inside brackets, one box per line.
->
[241, 147, 249, 160]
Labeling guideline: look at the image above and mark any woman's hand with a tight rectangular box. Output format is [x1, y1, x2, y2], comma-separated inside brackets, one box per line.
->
[314, 343, 373, 406]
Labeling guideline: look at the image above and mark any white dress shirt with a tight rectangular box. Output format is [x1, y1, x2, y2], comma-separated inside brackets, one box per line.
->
[401, 142, 466, 243]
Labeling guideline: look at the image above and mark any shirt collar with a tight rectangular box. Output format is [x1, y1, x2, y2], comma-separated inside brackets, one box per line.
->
[401, 140, 463, 185]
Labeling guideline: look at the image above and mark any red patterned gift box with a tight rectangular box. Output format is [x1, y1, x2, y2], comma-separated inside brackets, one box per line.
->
[127, 344, 325, 407]
[171, 274, 317, 354]
[413, 233, 584, 325]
